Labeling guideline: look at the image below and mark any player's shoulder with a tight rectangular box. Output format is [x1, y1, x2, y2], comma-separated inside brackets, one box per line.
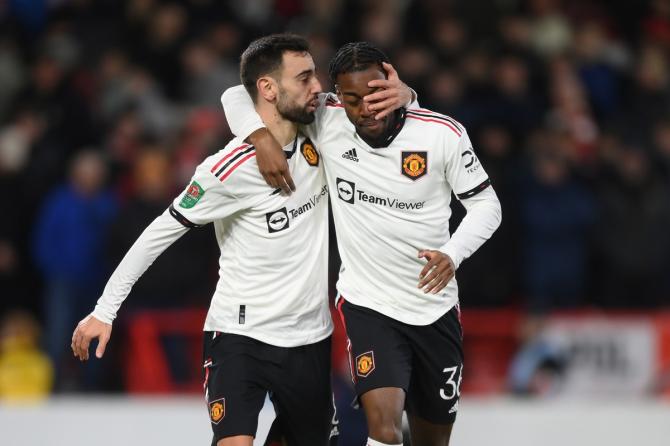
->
[197, 137, 261, 187]
[319, 92, 346, 115]
[405, 107, 466, 139]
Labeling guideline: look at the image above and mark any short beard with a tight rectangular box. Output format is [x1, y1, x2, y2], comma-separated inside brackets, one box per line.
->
[277, 90, 315, 125]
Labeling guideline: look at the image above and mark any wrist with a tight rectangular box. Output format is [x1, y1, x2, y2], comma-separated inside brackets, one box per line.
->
[247, 128, 271, 146]
[404, 87, 417, 108]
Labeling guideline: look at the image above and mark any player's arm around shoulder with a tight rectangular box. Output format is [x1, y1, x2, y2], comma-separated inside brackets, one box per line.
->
[220, 85, 297, 194]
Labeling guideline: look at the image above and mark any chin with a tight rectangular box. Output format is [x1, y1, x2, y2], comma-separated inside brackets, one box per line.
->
[357, 127, 383, 140]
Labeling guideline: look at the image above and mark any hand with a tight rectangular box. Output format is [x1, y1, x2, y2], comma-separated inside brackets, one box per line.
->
[71, 314, 112, 361]
[249, 128, 296, 194]
[364, 62, 414, 120]
[417, 250, 455, 294]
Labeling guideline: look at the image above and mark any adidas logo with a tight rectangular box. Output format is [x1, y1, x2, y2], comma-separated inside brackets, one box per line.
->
[342, 148, 359, 162]
[449, 400, 459, 414]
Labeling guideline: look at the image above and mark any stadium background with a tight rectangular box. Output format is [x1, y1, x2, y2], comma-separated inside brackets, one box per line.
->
[0, 0, 669, 444]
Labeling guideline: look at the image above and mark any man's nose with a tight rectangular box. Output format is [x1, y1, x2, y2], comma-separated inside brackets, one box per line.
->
[311, 77, 323, 94]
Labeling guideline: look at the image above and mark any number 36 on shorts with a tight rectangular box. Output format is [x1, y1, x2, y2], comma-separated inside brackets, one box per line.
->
[440, 364, 463, 400]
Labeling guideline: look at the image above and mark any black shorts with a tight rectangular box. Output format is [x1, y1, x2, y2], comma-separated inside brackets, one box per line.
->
[337, 298, 464, 424]
[202, 332, 337, 445]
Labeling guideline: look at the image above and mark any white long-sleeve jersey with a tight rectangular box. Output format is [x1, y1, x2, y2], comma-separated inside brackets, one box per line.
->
[93, 135, 332, 347]
[221, 86, 502, 325]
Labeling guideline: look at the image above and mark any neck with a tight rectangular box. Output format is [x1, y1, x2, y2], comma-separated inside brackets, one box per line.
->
[256, 101, 297, 147]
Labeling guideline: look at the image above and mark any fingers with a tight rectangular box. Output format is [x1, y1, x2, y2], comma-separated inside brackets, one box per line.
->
[72, 328, 90, 361]
[418, 250, 435, 276]
[263, 170, 295, 195]
[284, 171, 296, 193]
[96, 335, 109, 359]
[424, 271, 452, 294]
[364, 88, 394, 103]
[418, 263, 442, 290]
[417, 251, 455, 293]
[382, 62, 398, 80]
[369, 99, 398, 120]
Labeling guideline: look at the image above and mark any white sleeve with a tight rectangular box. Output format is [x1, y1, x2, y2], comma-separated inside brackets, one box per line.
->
[440, 187, 502, 269]
[92, 210, 189, 324]
[440, 127, 501, 269]
[220, 85, 265, 140]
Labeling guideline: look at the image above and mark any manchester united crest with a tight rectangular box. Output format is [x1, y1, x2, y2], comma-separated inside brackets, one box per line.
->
[401, 151, 427, 180]
[301, 138, 319, 167]
[209, 398, 225, 424]
[356, 351, 375, 377]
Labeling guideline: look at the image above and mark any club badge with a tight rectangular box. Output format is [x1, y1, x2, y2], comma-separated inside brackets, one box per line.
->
[401, 151, 427, 180]
[301, 138, 319, 167]
[356, 351, 375, 377]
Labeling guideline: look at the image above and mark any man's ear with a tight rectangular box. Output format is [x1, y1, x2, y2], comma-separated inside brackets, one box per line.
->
[257, 76, 278, 102]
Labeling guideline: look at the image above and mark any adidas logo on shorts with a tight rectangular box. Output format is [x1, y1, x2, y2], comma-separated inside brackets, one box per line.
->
[449, 400, 459, 414]
[342, 148, 359, 162]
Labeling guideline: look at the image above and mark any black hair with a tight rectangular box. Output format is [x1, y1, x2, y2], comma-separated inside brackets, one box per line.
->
[328, 42, 390, 83]
[240, 33, 310, 102]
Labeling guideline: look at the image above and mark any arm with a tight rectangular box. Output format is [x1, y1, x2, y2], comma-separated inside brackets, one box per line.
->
[72, 162, 243, 361]
[418, 188, 502, 294]
[221, 86, 294, 194]
[418, 128, 502, 294]
[441, 187, 502, 269]
[72, 210, 189, 360]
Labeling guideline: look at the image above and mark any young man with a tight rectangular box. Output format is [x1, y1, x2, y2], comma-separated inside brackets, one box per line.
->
[221, 42, 502, 446]
[73, 34, 336, 446]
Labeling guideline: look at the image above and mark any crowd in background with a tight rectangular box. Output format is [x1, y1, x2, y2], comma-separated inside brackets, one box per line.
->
[0, 0, 669, 396]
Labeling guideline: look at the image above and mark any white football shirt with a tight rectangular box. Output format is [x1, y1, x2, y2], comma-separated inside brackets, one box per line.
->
[221, 87, 501, 326]
[93, 135, 333, 347]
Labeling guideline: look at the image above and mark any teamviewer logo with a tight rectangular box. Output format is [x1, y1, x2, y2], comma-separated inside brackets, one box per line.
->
[336, 178, 355, 204]
[266, 208, 289, 233]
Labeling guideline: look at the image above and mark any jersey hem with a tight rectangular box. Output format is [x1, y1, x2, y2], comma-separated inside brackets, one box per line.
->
[201, 324, 333, 348]
[336, 292, 455, 326]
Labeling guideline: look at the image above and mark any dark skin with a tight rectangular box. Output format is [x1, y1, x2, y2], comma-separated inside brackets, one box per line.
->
[336, 66, 456, 446]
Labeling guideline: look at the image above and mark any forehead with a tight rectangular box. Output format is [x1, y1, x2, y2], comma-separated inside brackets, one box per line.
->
[280, 51, 315, 75]
[337, 66, 385, 93]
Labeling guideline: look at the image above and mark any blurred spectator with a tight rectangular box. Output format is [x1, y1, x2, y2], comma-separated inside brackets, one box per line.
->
[0, 108, 45, 175]
[130, 2, 188, 100]
[546, 56, 600, 164]
[180, 39, 238, 108]
[573, 22, 628, 119]
[642, 0, 670, 47]
[0, 310, 53, 402]
[0, 37, 25, 122]
[486, 54, 543, 137]
[626, 44, 670, 136]
[527, 0, 573, 58]
[592, 142, 670, 307]
[520, 141, 595, 314]
[32, 150, 117, 389]
[652, 117, 670, 178]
